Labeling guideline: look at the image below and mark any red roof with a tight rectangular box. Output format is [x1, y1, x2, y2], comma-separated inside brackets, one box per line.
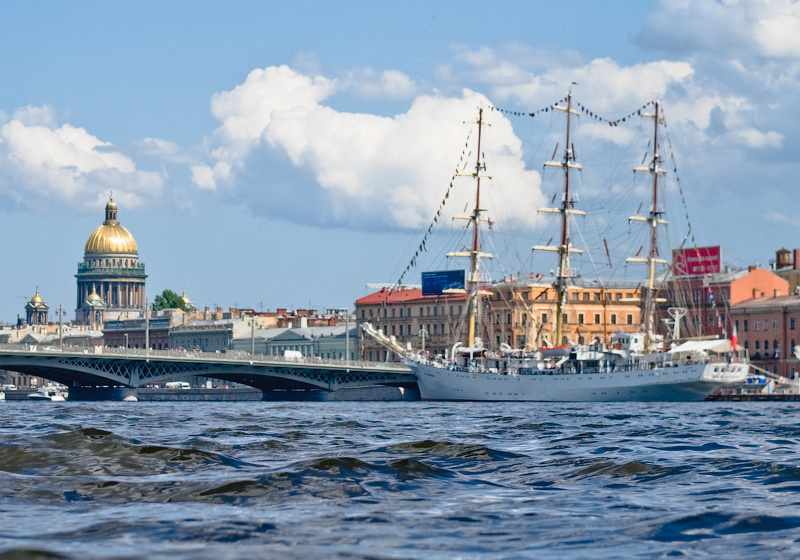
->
[356, 288, 466, 306]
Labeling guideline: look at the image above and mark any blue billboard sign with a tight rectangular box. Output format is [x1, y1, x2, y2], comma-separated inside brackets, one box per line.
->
[422, 270, 466, 296]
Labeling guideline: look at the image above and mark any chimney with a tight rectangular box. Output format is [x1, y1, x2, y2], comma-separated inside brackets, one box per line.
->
[748, 266, 756, 272]
[795, 249, 800, 270]
[775, 289, 782, 297]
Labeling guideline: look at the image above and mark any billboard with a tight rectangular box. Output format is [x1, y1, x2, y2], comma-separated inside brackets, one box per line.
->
[672, 246, 721, 276]
[422, 270, 466, 296]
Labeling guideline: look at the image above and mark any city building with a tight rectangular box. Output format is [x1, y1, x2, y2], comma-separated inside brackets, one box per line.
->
[656, 267, 788, 339]
[489, 276, 643, 348]
[730, 295, 800, 378]
[355, 287, 468, 362]
[265, 326, 358, 360]
[355, 278, 644, 360]
[76, 196, 147, 324]
[170, 319, 249, 352]
[24, 289, 49, 325]
[103, 317, 172, 350]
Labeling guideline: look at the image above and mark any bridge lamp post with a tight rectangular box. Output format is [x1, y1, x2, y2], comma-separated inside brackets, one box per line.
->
[337, 309, 350, 366]
[54, 305, 66, 350]
[144, 298, 150, 357]
[249, 312, 255, 356]
[124, 333, 129, 358]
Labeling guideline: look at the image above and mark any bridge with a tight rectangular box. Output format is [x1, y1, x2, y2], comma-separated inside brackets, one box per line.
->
[0, 344, 417, 397]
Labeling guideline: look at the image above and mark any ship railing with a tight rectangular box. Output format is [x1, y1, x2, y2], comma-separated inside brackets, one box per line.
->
[0, 343, 409, 371]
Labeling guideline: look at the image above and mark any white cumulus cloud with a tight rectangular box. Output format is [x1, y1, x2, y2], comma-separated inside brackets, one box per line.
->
[0, 105, 163, 211]
[194, 65, 545, 229]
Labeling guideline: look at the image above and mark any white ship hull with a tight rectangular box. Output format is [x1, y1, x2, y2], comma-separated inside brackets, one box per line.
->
[411, 361, 748, 402]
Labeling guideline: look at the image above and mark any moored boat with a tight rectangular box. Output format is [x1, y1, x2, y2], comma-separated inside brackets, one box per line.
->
[28, 385, 67, 402]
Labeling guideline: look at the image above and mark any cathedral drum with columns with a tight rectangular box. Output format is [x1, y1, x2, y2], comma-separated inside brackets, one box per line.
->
[75, 196, 147, 324]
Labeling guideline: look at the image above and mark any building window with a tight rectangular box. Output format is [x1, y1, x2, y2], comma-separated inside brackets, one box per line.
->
[361, 310, 365, 319]
[433, 324, 438, 335]
[542, 313, 548, 324]
[744, 320, 748, 332]
[627, 314, 633, 325]
[611, 314, 617, 325]
[434, 307, 438, 317]
[616, 293, 622, 301]
[563, 313, 568, 325]
[450, 306, 454, 316]
[755, 341, 760, 350]
[522, 314, 528, 325]
[420, 307, 424, 317]
[399, 308, 403, 318]
[773, 320, 777, 330]
[522, 292, 528, 300]
[792, 318, 796, 330]
[755, 320, 760, 331]
[391, 325, 395, 335]
[441, 323, 444, 335]
[583, 293, 590, 301]
[594, 314, 601, 324]
[427, 307, 431, 316]
[507, 313, 512, 325]
[383, 309, 387, 318]
[578, 313, 584, 324]
[459, 305, 463, 315]
[392, 308, 395, 318]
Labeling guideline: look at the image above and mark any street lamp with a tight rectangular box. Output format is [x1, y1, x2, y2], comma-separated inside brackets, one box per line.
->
[54, 305, 66, 350]
[337, 309, 351, 365]
[124, 333, 129, 358]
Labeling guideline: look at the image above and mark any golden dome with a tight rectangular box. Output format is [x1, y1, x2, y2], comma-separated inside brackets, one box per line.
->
[84, 196, 138, 254]
[85, 224, 138, 254]
[87, 285, 102, 302]
[30, 290, 43, 304]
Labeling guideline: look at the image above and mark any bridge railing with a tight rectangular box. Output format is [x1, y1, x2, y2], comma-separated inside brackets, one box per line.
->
[0, 342, 409, 371]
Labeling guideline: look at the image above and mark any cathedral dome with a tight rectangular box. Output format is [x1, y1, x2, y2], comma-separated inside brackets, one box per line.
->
[84, 196, 138, 254]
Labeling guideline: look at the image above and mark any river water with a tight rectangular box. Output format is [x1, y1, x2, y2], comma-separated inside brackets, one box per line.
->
[0, 401, 799, 559]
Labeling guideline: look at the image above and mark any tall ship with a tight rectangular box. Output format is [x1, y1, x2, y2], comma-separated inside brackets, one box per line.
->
[366, 92, 748, 401]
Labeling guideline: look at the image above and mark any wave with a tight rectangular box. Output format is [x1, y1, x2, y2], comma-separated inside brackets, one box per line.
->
[650, 512, 800, 542]
[0, 428, 253, 477]
[384, 440, 524, 461]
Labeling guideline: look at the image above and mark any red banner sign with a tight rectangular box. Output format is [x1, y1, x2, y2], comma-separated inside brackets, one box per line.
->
[673, 246, 721, 276]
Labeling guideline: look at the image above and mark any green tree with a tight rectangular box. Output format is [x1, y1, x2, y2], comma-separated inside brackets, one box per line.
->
[152, 289, 186, 312]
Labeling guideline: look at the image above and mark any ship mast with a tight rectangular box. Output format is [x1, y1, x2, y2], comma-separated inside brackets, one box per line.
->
[628, 100, 668, 352]
[448, 109, 493, 347]
[533, 90, 584, 347]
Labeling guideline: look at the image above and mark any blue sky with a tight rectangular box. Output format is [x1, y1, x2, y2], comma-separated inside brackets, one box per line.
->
[1, 1, 797, 323]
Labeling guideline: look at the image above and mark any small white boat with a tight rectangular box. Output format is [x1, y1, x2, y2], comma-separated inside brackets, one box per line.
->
[28, 386, 67, 402]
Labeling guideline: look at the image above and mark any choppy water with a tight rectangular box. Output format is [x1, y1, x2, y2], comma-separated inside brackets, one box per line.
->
[0, 401, 799, 559]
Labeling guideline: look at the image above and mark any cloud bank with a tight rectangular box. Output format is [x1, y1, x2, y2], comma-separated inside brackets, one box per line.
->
[0, 106, 163, 211]
[192, 65, 545, 230]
